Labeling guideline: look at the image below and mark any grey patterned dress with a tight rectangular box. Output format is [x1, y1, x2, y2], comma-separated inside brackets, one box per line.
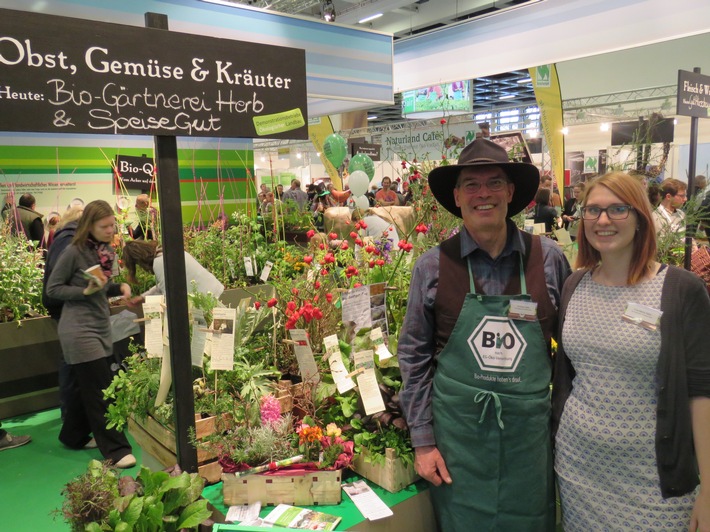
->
[555, 268, 697, 530]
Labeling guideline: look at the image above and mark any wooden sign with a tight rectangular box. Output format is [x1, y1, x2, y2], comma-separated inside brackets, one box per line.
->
[0, 8, 308, 139]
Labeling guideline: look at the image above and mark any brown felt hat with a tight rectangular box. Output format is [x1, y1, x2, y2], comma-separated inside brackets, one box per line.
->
[428, 138, 540, 218]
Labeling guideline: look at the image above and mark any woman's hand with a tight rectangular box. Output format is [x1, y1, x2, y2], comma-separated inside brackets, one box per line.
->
[689, 488, 710, 531]
[83, 275, 106, 295]
[120, 283, 132, 301]
[126, 295, 145, 308]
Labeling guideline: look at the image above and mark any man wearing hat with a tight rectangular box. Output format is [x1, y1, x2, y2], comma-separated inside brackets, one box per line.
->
[398, 138, 570, 530]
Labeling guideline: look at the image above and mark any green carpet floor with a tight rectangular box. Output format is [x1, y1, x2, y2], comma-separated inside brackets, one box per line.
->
[1, 408, 141, 531]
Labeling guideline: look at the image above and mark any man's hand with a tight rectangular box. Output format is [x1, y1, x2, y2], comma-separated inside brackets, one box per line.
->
[414, 445, 452, 486]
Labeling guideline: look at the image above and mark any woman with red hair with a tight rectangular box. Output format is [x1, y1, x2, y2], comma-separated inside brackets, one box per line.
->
[553, 172, 710, 530]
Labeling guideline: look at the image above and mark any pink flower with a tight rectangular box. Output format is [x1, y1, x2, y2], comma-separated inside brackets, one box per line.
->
[260, 394, 281, 427]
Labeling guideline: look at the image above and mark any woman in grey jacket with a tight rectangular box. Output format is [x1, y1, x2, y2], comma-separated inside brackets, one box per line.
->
[46, 200, 135, 468]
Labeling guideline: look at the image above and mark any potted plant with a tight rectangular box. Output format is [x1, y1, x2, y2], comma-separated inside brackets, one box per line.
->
[57, 459, 212, 531]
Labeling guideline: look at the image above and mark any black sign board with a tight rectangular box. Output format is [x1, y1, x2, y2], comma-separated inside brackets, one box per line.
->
[610, 119, 674, 146]
[677, 69, 710, 118]
[0, 8, 308, 139]
[350, 142, 381, 161]
[115, 154, 155, 191]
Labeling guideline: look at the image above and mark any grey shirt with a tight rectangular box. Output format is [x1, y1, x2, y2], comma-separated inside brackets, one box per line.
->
[46, 243, 123, 364]
[282, 187, 309, 211]
[398, 221, 571, 447]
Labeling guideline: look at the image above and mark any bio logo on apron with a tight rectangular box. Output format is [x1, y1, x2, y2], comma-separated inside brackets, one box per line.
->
[468, 316, 527, 372]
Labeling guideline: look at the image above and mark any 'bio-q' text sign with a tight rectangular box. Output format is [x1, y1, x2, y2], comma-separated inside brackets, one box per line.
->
[0, 8, 308, 139]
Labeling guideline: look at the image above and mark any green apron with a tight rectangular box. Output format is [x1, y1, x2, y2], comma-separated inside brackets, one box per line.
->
[431, 257, 555, 531]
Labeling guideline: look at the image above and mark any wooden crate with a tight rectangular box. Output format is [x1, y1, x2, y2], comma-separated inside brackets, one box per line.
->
[222, 469, 342, 506]
[128, 413, 228, 484]
[350, 447, 419, 493]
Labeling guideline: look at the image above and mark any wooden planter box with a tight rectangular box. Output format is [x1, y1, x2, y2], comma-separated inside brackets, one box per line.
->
[0, 317, 61, 418]
[351, 447, 419, 493]
[128, 413, 229, 484]
[222, 468, 342, 507]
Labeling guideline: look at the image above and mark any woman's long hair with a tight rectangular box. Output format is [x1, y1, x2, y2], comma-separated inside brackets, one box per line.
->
[576, 172, 657, 284]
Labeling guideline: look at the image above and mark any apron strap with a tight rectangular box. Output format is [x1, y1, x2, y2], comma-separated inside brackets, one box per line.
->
[474, 390, 505, 429]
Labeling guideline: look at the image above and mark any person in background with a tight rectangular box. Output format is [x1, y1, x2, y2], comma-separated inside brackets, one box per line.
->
[375, 176, 399, 206]
[647, 182, 663, 208]
[540, 174, 563, 209]
[42, 206, 84, 420]
[398, 138, 570, 530]
[533, 188, 561, 234]
[0, 422, 31, 451]
[693, 175, 707, 198]
[365, 184, 378, 207]
[260, 190, 276, 215]
[306, 184, 319, 210]
[46, 200, 135, 468]
[553, 171, 710, 530]
[45, 214, 61, 248]
[15, 193, 45, 244]
[311, 187, 337, 231]
[391, 181, 406, 206]
[131, 194, 158, 241]
[562, 182, 585, 229]
[275, 184, 284, 201]
[122, 239, 224, 303]
[652, 178, 687, 235]
[282, 179, 309, 211]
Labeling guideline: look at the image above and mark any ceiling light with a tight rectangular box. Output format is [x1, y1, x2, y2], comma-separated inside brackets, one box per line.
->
[322, 0, 336, 22]
[517, 78, 532, 84]
[296, 152, 302, 159]
[528, 129, 539, 138]
[367, 115, 378, 120]
[500, 94, 516, 100]
[359, 13, 383, 24]
[561, 127, 569, 135]
[673, 119, 678, 125]
[600, 122, 610, 132]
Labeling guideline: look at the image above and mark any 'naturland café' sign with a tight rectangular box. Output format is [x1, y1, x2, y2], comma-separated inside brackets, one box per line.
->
[0, 8, 308, 139]
[677, 69, 710, 119]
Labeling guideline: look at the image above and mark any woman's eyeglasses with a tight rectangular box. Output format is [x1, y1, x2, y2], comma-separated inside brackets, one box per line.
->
[580, 204, 634, 220]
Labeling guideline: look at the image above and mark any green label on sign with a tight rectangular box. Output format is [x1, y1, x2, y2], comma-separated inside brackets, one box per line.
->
[253, 109, 306, 136]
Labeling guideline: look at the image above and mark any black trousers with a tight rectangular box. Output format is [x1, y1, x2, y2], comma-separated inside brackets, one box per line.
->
[58, 356, 132, 462]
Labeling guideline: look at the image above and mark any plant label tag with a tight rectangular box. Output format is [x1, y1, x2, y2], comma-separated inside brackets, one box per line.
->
[324, 335, 356, 394]
[226, 502, 262, 523]
[210, 307, 237, 370]
[508, 300, 538, 321]
[260, 260, 274, 282]
[243, 256, 255, 277]
[190, 308, 206, 368]
[289, 329, 320, 384]
[622, 302, 662, 331]
[356, 367, 386, 415]
[143, 295, 164, 358]
[370, 327, 393, 361]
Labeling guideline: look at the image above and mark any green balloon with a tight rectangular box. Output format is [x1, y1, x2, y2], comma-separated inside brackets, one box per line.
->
[348, 153, 375, 180]
[323, 134, 347, 168]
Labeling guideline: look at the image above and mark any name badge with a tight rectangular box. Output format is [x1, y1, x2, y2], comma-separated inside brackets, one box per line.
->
[508, 300, 538, 321]
[622, 302, 663, 331]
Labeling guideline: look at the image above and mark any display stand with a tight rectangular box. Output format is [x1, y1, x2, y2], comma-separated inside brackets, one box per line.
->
[202, 473, 436, 531]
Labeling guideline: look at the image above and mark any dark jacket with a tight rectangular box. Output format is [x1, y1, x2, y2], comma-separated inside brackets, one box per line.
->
[42, 221, 78, 320]
[552, 265, 710, 498]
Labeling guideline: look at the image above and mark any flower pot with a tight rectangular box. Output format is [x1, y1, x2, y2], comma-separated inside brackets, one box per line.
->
[350, 447, 419, 493]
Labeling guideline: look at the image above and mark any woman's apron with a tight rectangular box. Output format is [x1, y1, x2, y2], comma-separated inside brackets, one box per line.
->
[431, 251, 555, 531]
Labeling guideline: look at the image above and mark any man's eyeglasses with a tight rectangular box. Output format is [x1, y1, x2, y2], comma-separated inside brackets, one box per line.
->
[458, 178, 508, 194]
[580, 204, 634, 220]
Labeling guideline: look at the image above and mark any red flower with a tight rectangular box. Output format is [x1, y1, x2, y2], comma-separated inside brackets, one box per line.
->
[324, 253, 335, 264]
[313, 307, 323, 320]
[306, 229, 315, 239]
[354, 283, 362, 288]
[350, 231, 358, 239]
[292, 288, 299, 296]
[365, 245, 376, 254]
[303, 255, 313, 264]
[267, 298, 278, 308]
[376, 259, 385, 266]
[326, 293, 333, 303]
[354, 238, 363, 247]
[286, 301, 297, 312]
[401, 160, 407, 169]
[254, 301, 261, 310]
[369, 260, 376, 268]
[319, 243, 325, 250]
[358, 221, 367, 229]
[415, 223, 429, 234]
[314, 280, 321, 289]
[328, 232, 338, 240]
[440, 118, 447, 125]
[341, 242, 349, 250]
[321, 268, 329, 276]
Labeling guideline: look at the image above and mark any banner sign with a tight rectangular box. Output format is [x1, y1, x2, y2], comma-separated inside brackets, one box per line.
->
[115, 154, 154, 191]
[677, 69, 710, 118]
[0, 8, 308, 139]
[350, 142, 381, 161]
